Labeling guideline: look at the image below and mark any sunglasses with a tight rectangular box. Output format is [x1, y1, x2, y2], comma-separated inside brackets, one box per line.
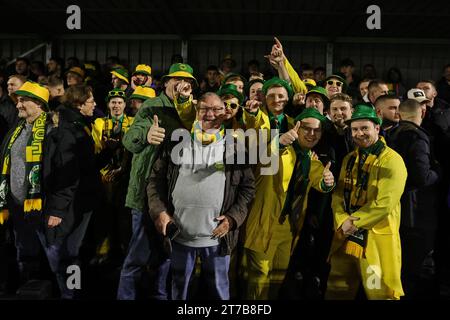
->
[224, 101, 240, 110]
[327, 80, 343, 87]
[108, 90, 126, 98]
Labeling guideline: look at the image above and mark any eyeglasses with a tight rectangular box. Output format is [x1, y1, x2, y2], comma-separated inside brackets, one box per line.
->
[224, 101, 240, 110]
[108, 90, 126, 98]
[197, 106, 225, 114]
[327, 80, 343, 87]
[299, 124, 321, 135]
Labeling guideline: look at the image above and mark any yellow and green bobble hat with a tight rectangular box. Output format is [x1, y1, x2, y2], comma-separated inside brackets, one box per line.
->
[132, 64, 152, 76]
[262, 77, 294, 100]
[161, 63, 198, 87]
[111, 67, 130, 84]
[130, 86, 156, 101]
[217, 83, 244, 105]
[15, 80, 50, 107]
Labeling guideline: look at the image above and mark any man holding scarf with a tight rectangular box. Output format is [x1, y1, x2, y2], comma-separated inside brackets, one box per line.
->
[0, 81, 86, 299]
[326, 105, 407, 300]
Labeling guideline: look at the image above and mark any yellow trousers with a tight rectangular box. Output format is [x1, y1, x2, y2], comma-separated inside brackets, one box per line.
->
[326, 244, 398, 300]
[244, 220, 293, 300]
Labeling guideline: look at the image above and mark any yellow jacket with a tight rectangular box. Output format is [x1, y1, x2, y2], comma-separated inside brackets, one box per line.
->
[92, 115, 134, 154]
[242, 107, 329, 253]
[284, 58, 308, 94]
[331, 143, 407, 299]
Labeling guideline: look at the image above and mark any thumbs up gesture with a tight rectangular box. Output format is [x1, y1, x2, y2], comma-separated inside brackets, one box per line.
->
[147, 114, 166, 145]
[279, 121, 301, 146]
[322, 162, 335, 187]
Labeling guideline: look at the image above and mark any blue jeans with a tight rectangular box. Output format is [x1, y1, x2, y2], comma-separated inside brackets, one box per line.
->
[11, 206, 92, 299]
[171, 241, 230, 300]
[117, 209, 170, 300]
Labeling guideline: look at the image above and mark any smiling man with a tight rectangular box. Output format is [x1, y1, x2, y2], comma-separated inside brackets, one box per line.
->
[91, 88, 134, 265]
[326, 104, 407, 300]
[242, 78, 335, 300]
[0, 81, 94, 299]
[147, 92, 255, 300]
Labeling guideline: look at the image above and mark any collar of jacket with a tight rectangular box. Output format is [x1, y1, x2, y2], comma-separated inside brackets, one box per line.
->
[159, 91, 175, 107]
[57, 104, 90, 128]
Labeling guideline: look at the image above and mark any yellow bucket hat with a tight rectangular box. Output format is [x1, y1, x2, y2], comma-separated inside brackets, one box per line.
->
[130, 86, 156, 101]
[15, 81, 50, 106]
[133, 64, 152, 76]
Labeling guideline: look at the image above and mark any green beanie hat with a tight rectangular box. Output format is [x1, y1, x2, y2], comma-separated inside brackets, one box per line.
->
[294, 107, 327, 123]
[262, 77, 294, 100]
[217, 83, 245, 105]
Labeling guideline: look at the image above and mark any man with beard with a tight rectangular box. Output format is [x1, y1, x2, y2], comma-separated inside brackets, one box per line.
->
[374, 94, 400, 143]
[242, 78, 335, 299]
[326, 105, 407, 300]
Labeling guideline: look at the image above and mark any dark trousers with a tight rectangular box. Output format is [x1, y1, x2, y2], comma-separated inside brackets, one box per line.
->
[401, 227, 437, 299]
[171, 242, 230, 300]
[10, 204, 91, 299]
[117, 209, 170, 300]
[0, 224, 8, 292]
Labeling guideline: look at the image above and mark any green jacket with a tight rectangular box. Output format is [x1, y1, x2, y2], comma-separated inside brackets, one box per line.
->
[122, 92, 195, 212]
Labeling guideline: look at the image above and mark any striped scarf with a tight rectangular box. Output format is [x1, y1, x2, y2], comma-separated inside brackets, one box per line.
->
[342, 137, 386, 258]
[191, 120, 225, 145]
[0, 112, 47, 222]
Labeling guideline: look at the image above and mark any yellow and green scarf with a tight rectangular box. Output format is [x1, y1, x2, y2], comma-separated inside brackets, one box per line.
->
[101, 115, 132, 140]
[0, 112, 47, 222]
[191, 120, 225, 145]
[342, 137, 386, 258]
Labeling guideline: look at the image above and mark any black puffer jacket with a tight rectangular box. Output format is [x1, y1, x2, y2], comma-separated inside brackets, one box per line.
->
[389, 120, 441, 230]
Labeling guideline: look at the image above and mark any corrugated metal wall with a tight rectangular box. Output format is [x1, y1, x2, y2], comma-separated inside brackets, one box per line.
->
[56, 38, 182, 76]
[188, 39, 326, 80]
[0, 38, 46, 64]
[2, 36, 450, 89]
[334, 42, 450, 88]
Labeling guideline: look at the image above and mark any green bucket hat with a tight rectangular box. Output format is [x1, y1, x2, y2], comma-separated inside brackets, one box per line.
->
[305, 86, 330, 108]
[161, 63, 198, 87]
[105, 88, 127, 103]
[325, 74, 348, 93]
[262, 77, 294, 100]
[294, 107, 327, 123]
[345, 104, 382, 125]
[217, 83, 245, 105]
[111, 67, 129, 84]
